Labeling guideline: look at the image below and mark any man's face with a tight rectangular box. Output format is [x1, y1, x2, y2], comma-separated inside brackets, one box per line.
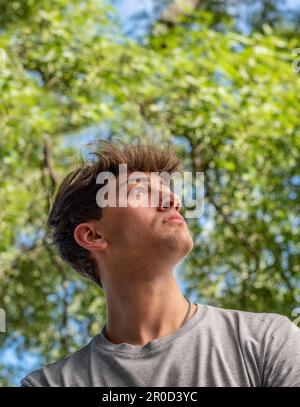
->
[97, 171, 194, 268]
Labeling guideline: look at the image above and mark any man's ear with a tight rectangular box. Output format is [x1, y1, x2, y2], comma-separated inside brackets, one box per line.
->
[74, 221, 108, 252]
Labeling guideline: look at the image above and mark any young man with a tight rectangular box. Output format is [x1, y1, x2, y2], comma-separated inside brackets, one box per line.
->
[20, 140, 300, 387]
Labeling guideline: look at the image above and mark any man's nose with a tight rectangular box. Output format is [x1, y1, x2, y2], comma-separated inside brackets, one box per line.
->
[158, 188, 181, 211]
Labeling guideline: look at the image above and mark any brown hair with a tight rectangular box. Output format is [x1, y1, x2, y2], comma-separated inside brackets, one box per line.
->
[47, 138, 183, 288]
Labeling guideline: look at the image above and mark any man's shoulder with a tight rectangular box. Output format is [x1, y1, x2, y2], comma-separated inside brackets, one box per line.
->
[203, 303, 290, 337]
[204, 303, 287, 320]
[203, 304, 300, 386]
[20, 337, 96, 387]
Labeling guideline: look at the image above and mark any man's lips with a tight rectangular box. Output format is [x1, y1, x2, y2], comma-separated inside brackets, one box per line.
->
[162, 214, 185, 224]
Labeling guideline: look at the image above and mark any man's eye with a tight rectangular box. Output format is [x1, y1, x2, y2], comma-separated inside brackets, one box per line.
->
[133, 186, 146, 193]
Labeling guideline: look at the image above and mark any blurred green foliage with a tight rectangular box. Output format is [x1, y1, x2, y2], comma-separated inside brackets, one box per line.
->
[0, 0, 299, 386]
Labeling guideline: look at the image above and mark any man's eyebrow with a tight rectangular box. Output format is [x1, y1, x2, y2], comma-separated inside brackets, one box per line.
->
[118, 176, 148, 189]
[118, 175, 168, 189]
[118, 175, 149, 188]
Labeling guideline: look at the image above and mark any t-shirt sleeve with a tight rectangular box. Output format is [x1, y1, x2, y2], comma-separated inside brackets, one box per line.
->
[20, 368, 49, 387]
[20, 379, 34, 387]
[262, 315, 300, 387]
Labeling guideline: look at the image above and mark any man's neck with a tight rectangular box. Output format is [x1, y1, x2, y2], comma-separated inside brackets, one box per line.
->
[103, 275, 197, 346]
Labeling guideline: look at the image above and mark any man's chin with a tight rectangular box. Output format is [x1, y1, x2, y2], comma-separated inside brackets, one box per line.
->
[183, 237, 194, 257]
[160, 234, 194, 258]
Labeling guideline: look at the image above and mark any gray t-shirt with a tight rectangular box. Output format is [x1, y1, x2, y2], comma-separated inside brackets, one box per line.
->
[20, 304, 300, 387]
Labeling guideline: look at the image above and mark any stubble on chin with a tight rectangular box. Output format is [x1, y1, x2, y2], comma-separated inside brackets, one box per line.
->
[158, 230, 194, 258]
